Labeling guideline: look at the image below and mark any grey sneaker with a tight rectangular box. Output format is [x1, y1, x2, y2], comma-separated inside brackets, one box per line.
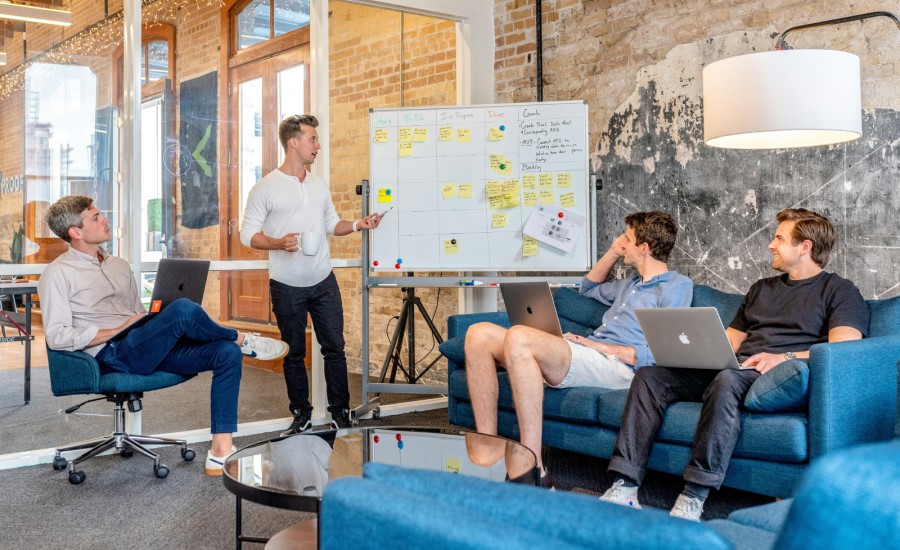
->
[280, 410, 312, 436]
[240, 333, 288, 361]
[600, 479, 642, 509]
[670, 494, 704, 521]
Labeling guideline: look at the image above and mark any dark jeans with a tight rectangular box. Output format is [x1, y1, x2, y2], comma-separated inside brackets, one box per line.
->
[95, 298, 242, 434]
[608, 366, 760, 489]
[270, 272, 350, 415]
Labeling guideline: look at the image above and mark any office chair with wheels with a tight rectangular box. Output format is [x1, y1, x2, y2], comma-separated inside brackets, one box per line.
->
[47, 348, 197, 485]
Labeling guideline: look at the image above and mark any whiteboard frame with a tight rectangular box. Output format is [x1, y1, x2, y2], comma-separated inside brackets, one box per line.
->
[367, 101, 594, 273]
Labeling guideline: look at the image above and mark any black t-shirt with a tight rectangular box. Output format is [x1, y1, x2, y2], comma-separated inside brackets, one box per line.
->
[729, 271, 869, 360]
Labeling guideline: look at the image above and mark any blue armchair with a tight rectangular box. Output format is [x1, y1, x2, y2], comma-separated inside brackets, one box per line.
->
[47, 348, 197, 484]
[320, 441, 900, 549]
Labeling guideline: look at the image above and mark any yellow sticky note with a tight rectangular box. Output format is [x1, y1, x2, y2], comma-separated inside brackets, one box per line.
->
[523, 236, 538, 257]
[523, 191, 538, 206]
[491, 213, 508, 228]
[456, 128, 471, 143]
[458, 183, 473, 198]
[522, 174, 537, 190]
[377, 188, 393, 203]
[398, 128, 412, 142]
[502, 195, 521, 208]
[488, 127, 504, 141]
[374, 128, 389, 143]
[490, 154, 512, 175]
[560, 192, 576, 208]
[444, 239, 459, 255]
[441, 183, 457, 199]
[413, 128, 428, 142]
[488, 195, 505, 209]
[445, 457, 462, 473]
[501, 179, 519, 196]
[557, 173, 572, 188]
[486, 180, 503, 197]
[399, 142, 413, 157]
[540, 189, 555, 204]
[439, 126, 453, 141]
[539, 173, 554, 188]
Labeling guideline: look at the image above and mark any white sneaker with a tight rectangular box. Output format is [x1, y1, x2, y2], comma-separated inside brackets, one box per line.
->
[205, 445, 237, 476]
[240, 333, 288, 361]
[600, 479, 642, 509]
[669, 494, 704, 521]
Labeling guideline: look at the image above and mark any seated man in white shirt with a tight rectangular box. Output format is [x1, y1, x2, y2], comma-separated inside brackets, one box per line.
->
[38, 195, 288, 475]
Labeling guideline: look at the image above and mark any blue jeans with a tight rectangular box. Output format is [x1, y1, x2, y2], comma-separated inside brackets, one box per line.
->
[270, 272, 350, 415]
[95, 298, 242, 434]
[608, 366, 760, 489]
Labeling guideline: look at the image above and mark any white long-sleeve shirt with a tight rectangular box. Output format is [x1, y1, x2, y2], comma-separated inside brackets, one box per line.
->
[239, 168, 341, 288]
[37, 247, 145, 356]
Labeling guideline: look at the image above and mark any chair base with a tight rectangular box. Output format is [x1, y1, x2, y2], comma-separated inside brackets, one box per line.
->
[53, 396, 194, 484]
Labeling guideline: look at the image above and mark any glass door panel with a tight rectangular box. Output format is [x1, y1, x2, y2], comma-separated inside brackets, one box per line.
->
[239, 78, 263, 225]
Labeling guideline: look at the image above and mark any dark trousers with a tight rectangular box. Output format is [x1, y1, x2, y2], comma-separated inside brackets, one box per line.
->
[96, 298, 242, 434]
[608, 366, 760, 489]
[270, 272, 350, 415]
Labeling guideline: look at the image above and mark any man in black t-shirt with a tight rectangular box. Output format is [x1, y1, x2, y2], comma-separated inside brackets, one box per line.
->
[598, 208, 870, 520]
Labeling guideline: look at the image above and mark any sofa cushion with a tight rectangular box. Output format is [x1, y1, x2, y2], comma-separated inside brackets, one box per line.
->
[439, 335, 466, 365]
[597, 390, 809, 462]
[867, 296, 900, 337]
[744, 360, 809, 412]
[690, 285, 744, 326]
[553, 287, 607, 336]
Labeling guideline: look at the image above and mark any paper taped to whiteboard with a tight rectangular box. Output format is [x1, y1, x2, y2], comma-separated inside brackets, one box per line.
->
[523, 206, 585, 253]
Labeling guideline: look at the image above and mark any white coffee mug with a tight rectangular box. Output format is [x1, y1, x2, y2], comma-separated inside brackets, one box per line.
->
[300, 231, 322, 256]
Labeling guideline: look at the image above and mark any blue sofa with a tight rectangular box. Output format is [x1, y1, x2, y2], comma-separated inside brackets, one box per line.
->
[319, 441, 900, 550]
[439, 285, 900, 498]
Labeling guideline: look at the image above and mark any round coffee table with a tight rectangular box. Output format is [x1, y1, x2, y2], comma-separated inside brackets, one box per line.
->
[222, 426, 537, 548]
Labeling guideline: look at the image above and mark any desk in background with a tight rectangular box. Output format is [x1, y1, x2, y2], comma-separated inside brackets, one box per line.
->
[0, 281, 37, 404]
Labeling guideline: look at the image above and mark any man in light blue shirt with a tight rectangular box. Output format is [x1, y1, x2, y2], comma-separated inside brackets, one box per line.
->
[465, 211, 693, 486]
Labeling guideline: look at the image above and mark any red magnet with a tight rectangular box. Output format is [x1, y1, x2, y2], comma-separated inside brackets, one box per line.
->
[374, 435, 380, 443]
[396, 433, 402, 441]
[558, 212, 564, 218]
[395, 263, 401, 269]
[373, 260, 379, 267]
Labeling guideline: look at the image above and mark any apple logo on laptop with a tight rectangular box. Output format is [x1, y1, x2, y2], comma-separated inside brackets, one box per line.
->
[679, 332, 690, 345]
[527, 306, 533, 315]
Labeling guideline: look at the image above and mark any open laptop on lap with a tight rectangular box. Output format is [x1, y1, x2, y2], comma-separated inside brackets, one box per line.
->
[499, 282, 564, 338]
[108, 258, 210, 342]
[634, 307, 753, 370]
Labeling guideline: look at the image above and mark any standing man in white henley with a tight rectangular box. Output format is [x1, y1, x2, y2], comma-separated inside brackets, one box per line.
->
[240, 114, 381, 434]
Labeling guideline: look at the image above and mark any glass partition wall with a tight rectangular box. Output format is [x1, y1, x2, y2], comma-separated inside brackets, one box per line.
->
[0, 0, 485, 461]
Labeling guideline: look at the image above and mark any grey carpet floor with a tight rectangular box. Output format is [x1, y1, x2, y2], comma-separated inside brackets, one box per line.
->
[0, 367, 435, 455]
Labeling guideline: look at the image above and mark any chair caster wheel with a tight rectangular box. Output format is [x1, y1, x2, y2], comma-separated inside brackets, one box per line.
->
[120, 448, 134, 458]
[155, 464, 169, 479]
[53, 457, 68, 471]
[181, 448, 196, 462]
[69, 470, 86, 485]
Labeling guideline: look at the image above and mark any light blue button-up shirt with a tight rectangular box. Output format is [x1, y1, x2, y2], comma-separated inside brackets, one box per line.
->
[580, 271, 693, 369]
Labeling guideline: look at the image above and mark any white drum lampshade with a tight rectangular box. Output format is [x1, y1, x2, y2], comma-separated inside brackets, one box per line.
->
[703, 49, 862, 149]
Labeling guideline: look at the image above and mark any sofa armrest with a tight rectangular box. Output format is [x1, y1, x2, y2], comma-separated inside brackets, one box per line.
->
[807, 335, 900, 459]
[447, 311, 510, 339]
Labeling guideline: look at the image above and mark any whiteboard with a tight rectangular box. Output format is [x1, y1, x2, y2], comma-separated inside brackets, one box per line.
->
[368, 101, 591, 271]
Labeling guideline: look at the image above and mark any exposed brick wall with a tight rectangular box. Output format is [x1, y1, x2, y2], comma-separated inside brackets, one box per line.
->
[328, 5, 457, 383]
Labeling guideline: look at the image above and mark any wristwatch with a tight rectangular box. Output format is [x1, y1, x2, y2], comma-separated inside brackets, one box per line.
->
[783, 351, 797, 361]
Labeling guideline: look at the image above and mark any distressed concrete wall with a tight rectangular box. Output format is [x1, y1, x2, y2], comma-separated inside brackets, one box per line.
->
[495, 0, 900, 299]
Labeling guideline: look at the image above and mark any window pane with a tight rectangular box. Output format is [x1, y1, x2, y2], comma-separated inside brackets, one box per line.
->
[237, 0, 271, 50]
[277, 64, 305, 165]
[239, 78, 263, 224]
[147, 40, 169, 83]
[273, 0, 310, 37]
[141, 98, 163, 262]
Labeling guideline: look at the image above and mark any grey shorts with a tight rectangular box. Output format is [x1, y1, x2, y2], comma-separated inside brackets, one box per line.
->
[549, 341, 636, 390]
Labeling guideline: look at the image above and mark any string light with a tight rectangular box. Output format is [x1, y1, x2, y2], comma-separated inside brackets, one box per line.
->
[0, 0, 225, 100]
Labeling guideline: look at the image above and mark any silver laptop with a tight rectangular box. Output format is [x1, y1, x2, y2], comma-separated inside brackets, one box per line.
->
[499, 282, 563, 338]
[635, 307, 751, 370]
[109, 258, 210, 342]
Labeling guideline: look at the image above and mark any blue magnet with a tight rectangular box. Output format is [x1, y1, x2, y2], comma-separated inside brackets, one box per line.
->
[386, 189, 392, 195]
[398, 441, 404, 450]
[499, 125, 505, 131]
[397, 258, 403, 264]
